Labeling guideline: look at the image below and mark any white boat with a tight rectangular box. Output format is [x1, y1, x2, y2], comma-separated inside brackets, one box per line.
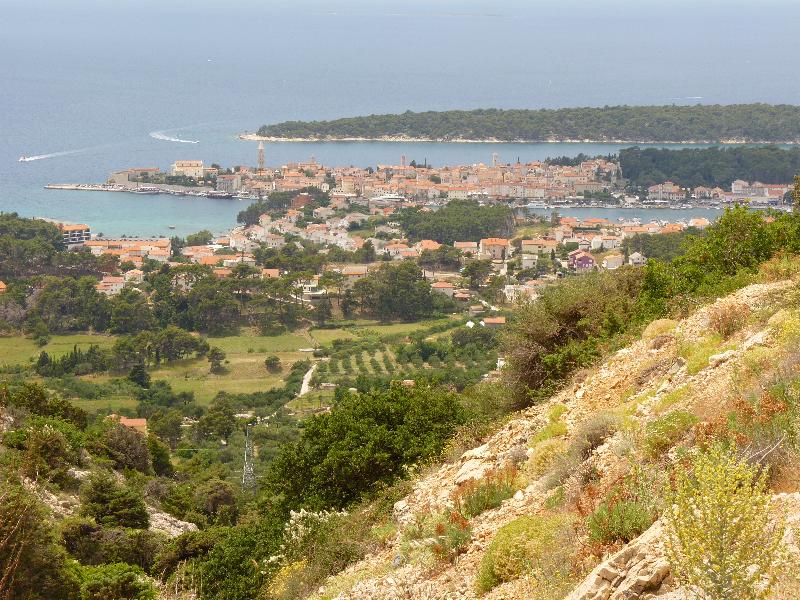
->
[525, 201, 548, 209]
[18, 155, 30, 162]
[168, 225, 176, 229]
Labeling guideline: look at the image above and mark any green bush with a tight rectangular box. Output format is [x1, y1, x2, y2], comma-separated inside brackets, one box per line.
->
[526, 438, 567, 479]
[430, 510, 472, 563]
[587, 500, 653, 544]
[79, 563, 155, 600]
[664, 445, 788, 599]
[476, 514, 576, 593]
[80, 472, 149, 529]
[455, 467, 516, 518]
[643, 410, 698, 458]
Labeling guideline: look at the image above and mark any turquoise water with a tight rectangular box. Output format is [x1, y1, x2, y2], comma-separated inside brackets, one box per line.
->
[3, 0, 800, 237]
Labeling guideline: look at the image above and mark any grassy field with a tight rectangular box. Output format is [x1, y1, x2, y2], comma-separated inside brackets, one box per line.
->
[0, 334, 117, 366]
[148, 332, 314, 405]
[348, 318, 452, 338]
[308, 328, 357, 347]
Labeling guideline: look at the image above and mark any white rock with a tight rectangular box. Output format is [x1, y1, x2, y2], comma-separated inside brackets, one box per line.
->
[454, 459, 488, 485]
[460, 443, 490, 461]
[708, 349, 737, 368]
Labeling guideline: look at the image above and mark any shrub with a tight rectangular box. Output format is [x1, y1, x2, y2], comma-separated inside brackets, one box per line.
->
[79, 563, 155, 600]
[430, 510, 471, 563]
[708, 302, 749, 338]
[530, 421, 568, 445]
[476, 514, 576, 593]
[664, 445, 787, 599]
[678, 334, 724, 375]
[642, 319, 678, 340]
[643, 410, 698, 458]
[264, 355, 282, 373]
[454, 467, 516, 518]
[80, 473, 149, 529]
[526, 438, 567, 479]
[571, 412, 619, 458]
[587, 500, 652, 544]
[0, 476, 81, 600]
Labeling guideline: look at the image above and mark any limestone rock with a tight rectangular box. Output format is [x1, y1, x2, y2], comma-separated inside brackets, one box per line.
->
[455, 459, 489, 485]
[147, 506, 198, 537]
[708, 349, 737, 368]
[566, 521, 674, 600]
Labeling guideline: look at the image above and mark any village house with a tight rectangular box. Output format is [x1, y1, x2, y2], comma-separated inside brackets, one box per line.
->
[479, 238, 510, 261]
[602, 253, 625, 270]
[0, 281, 7, 294]
[454, 241, 478, 255]
[431, 280, 455, 298]
[96, 275, 126, 296]
[628, 252, 647, 266]
[521, 238, 557, 255]
[520, 254, 538, 270]
[568, 249, 596, 271]
[483, 316, 506, 329]
[340, 265, 369, 288]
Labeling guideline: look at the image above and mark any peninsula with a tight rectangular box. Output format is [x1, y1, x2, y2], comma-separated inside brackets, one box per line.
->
[250, 103, 800, 144]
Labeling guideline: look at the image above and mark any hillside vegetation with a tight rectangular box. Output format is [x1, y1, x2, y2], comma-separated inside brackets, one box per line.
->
[620, 145, 800, 188]
[256, 104, 800, 142]
[5, 208, 800, 600]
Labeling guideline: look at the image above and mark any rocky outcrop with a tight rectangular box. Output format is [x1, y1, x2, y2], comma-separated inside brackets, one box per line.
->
[147, 506, 198, 537]
[567, 522, 674, 600]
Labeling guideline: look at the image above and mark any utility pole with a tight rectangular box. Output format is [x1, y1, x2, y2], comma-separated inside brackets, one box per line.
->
[242, 423, 256, 491]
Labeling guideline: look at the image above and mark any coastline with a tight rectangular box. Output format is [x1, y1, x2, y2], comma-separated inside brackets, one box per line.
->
[238, 133, 800, 145]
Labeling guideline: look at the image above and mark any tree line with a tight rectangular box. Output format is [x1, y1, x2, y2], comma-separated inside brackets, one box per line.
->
[620, 145, 800, 188]
[257, 104, 800, 142]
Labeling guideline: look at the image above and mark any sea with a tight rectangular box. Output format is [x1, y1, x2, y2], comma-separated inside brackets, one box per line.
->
[2, 0, 800, 238]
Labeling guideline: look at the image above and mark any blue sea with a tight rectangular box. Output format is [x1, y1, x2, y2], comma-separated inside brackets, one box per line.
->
[2, 0, 800, 237]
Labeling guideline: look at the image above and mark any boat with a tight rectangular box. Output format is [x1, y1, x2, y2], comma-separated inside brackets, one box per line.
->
[206, 190, 233, 199]
[525, 201, 548, 209]
[168, 225, 176, 229]
[18, 155, 31, 162]
[133, 186, 161, 195]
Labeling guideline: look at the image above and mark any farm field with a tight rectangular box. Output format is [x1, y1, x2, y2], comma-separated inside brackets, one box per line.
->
[0, 334, 116, 366]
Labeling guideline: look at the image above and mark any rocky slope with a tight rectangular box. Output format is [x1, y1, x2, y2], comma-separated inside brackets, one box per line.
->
[312, 277, 800, 600]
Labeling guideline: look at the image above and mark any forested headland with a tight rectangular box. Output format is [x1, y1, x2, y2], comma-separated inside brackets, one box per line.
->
[256, 104, 800, 142]
[618, 145, 800, 188]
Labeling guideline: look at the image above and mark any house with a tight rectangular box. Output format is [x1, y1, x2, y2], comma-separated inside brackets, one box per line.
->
[454, 241, 478, 255]
[0, 281, 6, 294]
[469, 305, 486, 317]
[431, 281, 455, 298]
[416, 239, 441, 252]
[262, 268, 281, 279]
[341, 265, 369, 288]
[483, 316, 506, 329]
[521, 238, 557, 255]
[602, 253, 624, 270]
[479, 238, 510, 260]
[117, 416, 148, 435]
[124, 269, 144, 283]
[568, 250, 596, 271]
[95, 275, 125, 295]
[520, 254, 538, 270]
[384, 242, 409, 259]
[171, 160, 204, 178]
[628, 252, 647, 266]
[263, 233, 286, 249]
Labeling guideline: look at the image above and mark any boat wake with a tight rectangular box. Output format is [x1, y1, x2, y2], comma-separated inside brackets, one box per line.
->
[18, 148, 86, 162]
[150, 130, 200, 144]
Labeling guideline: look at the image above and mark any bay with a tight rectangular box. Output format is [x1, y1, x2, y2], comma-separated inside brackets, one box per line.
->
[3, 0, 800, 237]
